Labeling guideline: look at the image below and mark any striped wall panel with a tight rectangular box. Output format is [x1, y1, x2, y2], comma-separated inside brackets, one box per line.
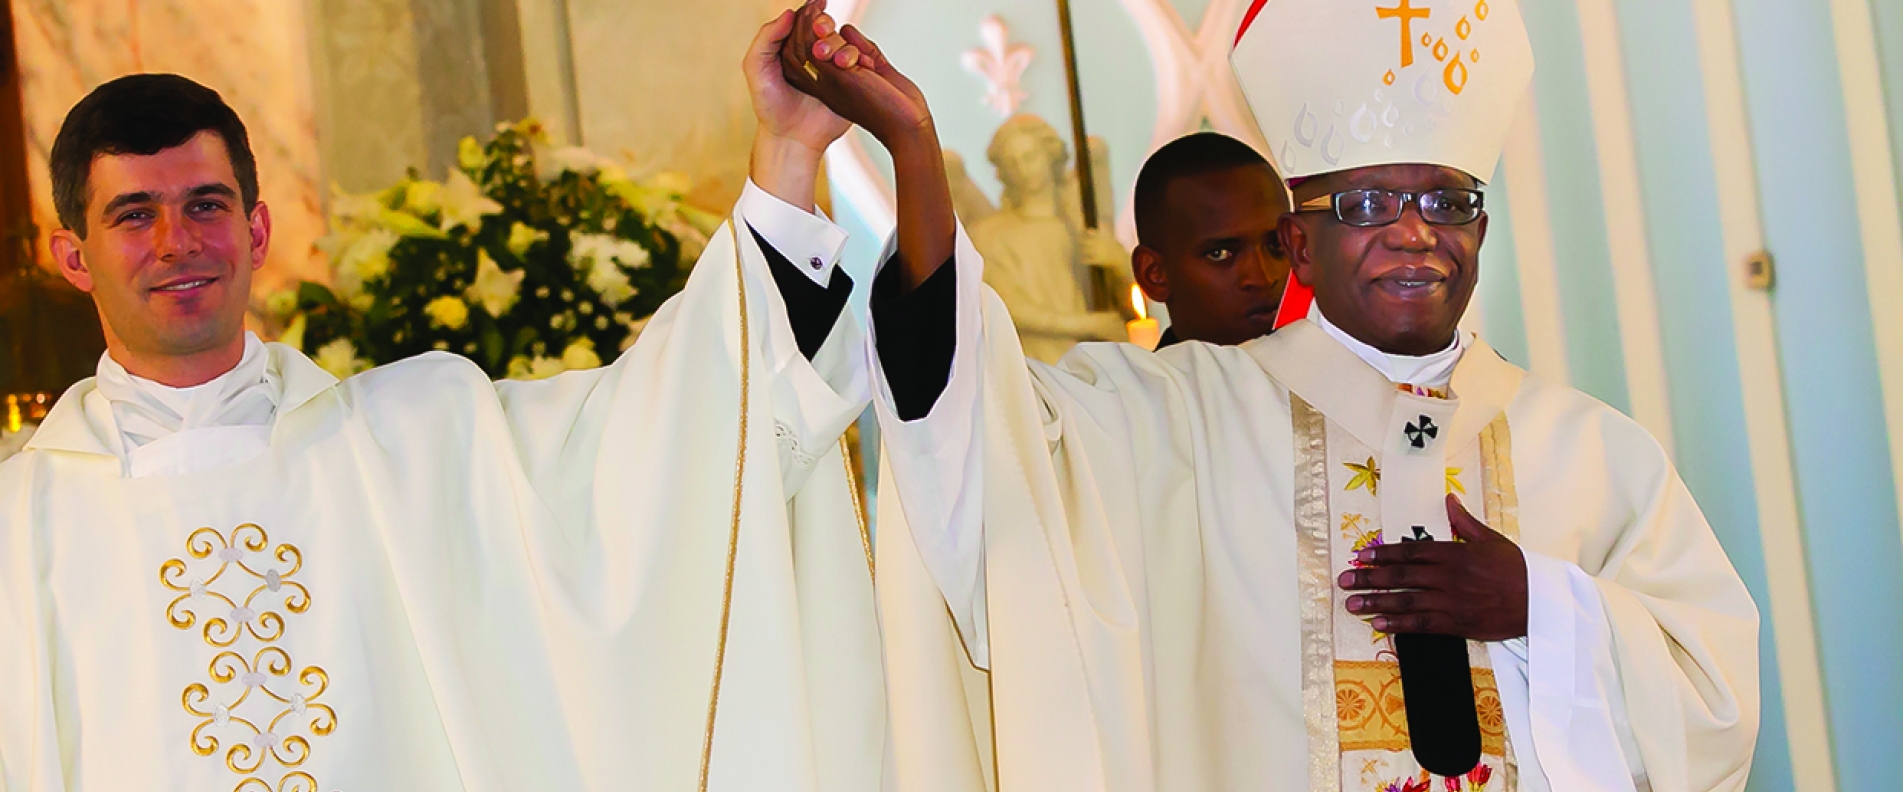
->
[1731, 0, 1903, 787]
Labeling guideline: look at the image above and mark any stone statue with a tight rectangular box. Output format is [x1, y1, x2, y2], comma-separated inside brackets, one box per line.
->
[948, 114, 1133, 364]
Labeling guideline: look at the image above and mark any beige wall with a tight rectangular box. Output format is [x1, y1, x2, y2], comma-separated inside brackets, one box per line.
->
[561, 0, 787, 210]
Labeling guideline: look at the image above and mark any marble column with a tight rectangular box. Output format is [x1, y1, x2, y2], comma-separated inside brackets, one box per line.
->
[305, 0, 514, 193]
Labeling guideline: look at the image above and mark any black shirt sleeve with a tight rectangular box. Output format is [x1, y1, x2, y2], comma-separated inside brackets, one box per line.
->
[869, 253, 959, 421]
[750, 224, 854, 361]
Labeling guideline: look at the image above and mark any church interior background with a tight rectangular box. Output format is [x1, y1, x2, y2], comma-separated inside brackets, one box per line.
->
[3, 0, 1903, 788]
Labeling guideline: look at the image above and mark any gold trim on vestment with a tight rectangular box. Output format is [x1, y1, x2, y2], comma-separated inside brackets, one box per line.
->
[1479, 417, 1519, 542]
[700, 222, 751, 791]
[1333, 661, 1507, 755]
[841, 435, 874, 579]
[1290, 395, 1340, 792]
[1479, 415, 1521, 789]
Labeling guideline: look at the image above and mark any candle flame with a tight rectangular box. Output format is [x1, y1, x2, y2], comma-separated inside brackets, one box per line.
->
[1129, 284, 1148, 320]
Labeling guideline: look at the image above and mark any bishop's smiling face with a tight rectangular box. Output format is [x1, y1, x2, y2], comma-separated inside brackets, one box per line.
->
[1281, 163, 1486, 356]
[50, 131, 270, 366]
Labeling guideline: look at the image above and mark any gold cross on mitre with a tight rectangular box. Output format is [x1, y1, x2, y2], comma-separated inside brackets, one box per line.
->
[1376, 0, 1432, 67]
[1228, 0, 1533, 183]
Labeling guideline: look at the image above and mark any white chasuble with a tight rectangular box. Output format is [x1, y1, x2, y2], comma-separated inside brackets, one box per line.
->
[0, 216, 881, 791]
[870, 232, 1759, 792]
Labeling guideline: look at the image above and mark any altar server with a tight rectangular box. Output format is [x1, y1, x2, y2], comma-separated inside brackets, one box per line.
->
[784, 2, 1760, 790]
[1130, 132, 1292, 349]
[0, 10, 881, 790]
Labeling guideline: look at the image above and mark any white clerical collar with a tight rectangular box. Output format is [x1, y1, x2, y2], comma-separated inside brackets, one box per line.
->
[93, 333, 281, 476]
[1311, 308, 1468, 389]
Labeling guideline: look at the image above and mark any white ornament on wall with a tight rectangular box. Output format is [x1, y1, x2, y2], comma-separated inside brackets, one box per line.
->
[1118, 0, 1265, 151]
[1103, 0, 1276, 244]
[961, 15, 1035, 117]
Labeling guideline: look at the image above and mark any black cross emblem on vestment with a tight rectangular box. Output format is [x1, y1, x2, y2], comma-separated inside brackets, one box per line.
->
[1403, 415, 1439, 449]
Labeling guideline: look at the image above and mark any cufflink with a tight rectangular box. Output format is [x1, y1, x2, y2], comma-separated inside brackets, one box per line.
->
[1404, 415, 1439, 449]
[809, 256, 824, 271]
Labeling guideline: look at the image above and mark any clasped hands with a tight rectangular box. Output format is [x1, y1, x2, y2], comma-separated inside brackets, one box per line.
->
[1339, 494, 1529, 641]
[763, 0, 933, 149]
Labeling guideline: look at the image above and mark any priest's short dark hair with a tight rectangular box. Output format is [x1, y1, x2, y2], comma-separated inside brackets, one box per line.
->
[49, 73, 259, 239]
[1133, 132, 1276, 247]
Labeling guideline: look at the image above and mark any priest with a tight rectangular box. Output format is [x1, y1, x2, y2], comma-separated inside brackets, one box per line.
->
[782, 3, 1760, 790]
[0, 8, 881, 790]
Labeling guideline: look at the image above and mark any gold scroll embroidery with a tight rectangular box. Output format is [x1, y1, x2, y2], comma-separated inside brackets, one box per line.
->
[235, 773, 319, 792]
[1334, 661, 1506, 755]
[160, 524, 333, 792]
[1291, 395, 1340, 792]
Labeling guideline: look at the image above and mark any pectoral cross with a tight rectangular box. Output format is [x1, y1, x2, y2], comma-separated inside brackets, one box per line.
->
[1377, 0, 1432, 67]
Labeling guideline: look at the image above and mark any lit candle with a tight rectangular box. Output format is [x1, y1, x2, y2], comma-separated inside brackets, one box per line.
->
[1126, 285, 1162, 350]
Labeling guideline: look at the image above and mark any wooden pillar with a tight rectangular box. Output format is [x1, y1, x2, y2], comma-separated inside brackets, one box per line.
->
[1, 0, 29, 278]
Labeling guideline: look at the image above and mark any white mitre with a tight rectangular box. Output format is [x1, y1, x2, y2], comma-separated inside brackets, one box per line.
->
[1230, 0, 1534, 182]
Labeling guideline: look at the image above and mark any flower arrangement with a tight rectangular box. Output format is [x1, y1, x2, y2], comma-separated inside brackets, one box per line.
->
[274, 120, 720, 380]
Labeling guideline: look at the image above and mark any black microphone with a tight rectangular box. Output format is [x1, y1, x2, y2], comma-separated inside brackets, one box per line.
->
[1392, 528, 1481, 776]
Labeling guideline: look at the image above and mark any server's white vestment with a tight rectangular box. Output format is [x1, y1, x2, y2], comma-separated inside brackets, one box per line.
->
[870, 231, 1759, 792]
[0, 192, 882, 791]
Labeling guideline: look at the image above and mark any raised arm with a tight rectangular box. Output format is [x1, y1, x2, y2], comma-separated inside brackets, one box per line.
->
[494, 7, 878, 504]
[778, 10, 996, 659]
[744, 4, 857, 363]
[779, 4, 953, 293]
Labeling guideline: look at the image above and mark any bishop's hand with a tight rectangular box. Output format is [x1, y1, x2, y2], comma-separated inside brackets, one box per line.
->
[1339, 494, 1529, 641]
[778, 3, 933, 148]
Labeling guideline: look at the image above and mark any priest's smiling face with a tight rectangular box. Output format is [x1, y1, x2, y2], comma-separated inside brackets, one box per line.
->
[51, 131, 270, 380]
[1282, 164, 1485, 357]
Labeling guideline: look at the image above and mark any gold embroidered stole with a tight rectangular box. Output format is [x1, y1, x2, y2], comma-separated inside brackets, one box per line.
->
[1293, 395, 1519, 792]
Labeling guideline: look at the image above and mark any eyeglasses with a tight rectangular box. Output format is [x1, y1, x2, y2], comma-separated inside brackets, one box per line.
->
[1296, 188, 1485, 228]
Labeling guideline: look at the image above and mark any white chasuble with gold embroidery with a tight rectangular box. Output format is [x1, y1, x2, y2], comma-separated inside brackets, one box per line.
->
[869, 240, 1759, 792]
[0, 213, 881, 791]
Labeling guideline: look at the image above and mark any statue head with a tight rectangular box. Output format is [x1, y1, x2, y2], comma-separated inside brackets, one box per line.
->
[986, 114, 1068, 209]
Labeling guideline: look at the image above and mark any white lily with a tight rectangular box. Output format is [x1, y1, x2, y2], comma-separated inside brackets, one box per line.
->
[465, 249, 525, 318]
[439, 170, 502, 233]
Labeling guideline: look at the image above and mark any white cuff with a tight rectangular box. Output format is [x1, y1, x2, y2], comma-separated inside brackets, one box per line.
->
[738, 178, 848, 287]
[866, 221, 991, 666]
[1512, 550, 1640, 792]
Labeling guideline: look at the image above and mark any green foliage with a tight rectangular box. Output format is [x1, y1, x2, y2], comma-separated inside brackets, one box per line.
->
[279, 120, 712, 379]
